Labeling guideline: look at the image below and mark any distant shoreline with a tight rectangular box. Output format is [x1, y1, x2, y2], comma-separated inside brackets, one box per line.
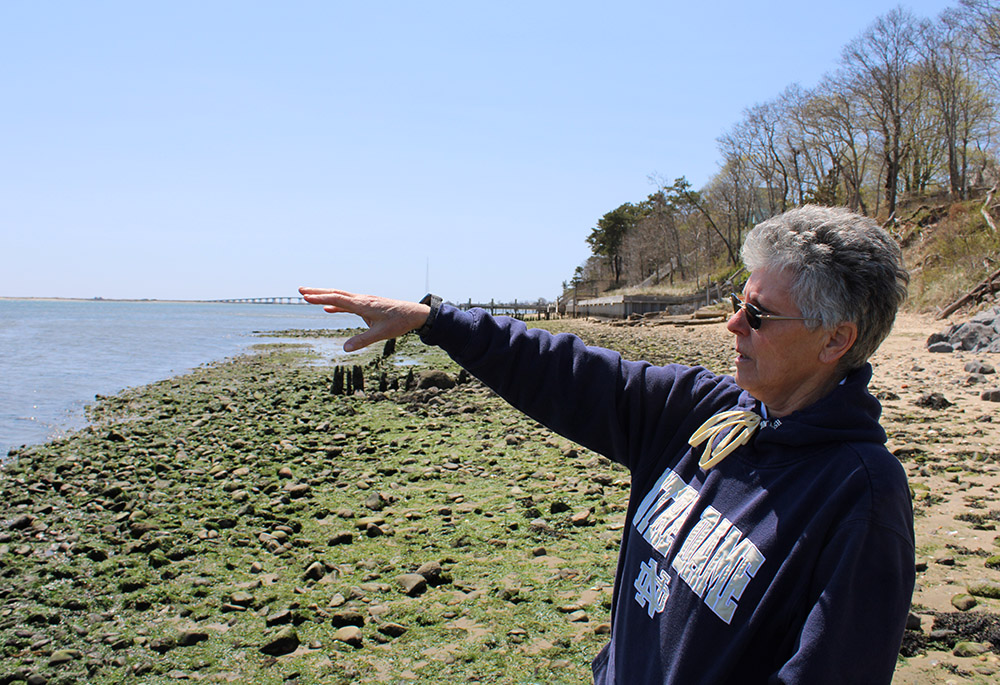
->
[0, 296, 307, 305]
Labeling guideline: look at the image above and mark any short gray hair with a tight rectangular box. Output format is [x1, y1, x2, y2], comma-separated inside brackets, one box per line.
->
[741, 205, 909, 371]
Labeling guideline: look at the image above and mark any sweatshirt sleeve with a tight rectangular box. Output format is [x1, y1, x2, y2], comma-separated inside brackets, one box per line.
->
[419, 304, 719, 468]
[773, 512, 915, 683]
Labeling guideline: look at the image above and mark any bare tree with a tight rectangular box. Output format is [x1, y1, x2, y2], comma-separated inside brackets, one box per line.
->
[841, 7, 923, 217]
[919, 11, 996, 197]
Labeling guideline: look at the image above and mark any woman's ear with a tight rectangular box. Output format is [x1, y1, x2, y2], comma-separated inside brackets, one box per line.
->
[819, 322, 858, 365]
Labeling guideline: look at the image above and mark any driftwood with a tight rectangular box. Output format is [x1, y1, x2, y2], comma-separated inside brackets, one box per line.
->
[981, 183, 998, 235]
[674, 316, 727, 327]
[937, 265, 1000, 319]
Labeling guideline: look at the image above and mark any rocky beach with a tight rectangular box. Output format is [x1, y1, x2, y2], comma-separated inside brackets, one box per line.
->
[3, 310, 1000, 684]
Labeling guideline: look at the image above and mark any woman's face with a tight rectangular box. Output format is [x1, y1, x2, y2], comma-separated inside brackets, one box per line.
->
[726, 267, 836, 416]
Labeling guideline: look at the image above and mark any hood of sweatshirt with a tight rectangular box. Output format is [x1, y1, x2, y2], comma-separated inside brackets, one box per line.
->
[743, 363, 886, 451]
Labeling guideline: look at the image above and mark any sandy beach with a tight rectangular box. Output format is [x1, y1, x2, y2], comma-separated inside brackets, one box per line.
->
[2, 310, 999, 684]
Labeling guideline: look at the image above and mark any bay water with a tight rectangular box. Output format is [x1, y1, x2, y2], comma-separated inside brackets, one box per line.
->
[0, 299, 362, 459]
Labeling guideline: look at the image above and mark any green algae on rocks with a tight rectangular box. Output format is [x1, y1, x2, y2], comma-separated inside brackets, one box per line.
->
[6, 321, 726, 685]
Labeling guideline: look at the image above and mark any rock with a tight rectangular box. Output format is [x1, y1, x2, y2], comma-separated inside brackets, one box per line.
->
[550, 501, 571, 514]
[149, 637, 178, 654]
[363, 492, 386, 511]
[304, 561, 325, 581]
[968, 580, 1000, 598]
[915, 393, 952, 409]
[8, 514, 34, 530]
[178, 630, 209, 646]
[334, 625, 363, 647]
[906, 613, 922, 630]
[278, 467, 294, 479]
[928, 341, 954, 353]
[951, 593, 978, 611]
[330, 609, 365, 627]
[529, 518, 554, 533]
[953, 641, 990, 657]
[260, 627, 299, 656]
[953, 323, 996, 351]
[48, 649, 79, 665]
[266, 609, 293, 627]
[981, 389, 1000, 402]
[417, 370, 455, 390]
[378, 622, 407, 638]
[396, 574, 427, 597]
[328, 531, 354, 545]
[965, 360, 996, 374]
[416, 560, 447, 586]
[128, 521, 158, 538]
[571, 509, 594, 527]
[230, 591, 254, 607]
[285, 482, 311, 499]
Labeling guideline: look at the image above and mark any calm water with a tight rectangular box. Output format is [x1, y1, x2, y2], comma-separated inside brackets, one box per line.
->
[0, 299, 362, 458]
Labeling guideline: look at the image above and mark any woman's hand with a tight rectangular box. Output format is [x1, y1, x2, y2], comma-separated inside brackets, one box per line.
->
[298, 288, 431, 352]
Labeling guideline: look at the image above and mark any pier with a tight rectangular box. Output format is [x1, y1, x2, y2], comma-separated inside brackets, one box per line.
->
[457, 299, 550, 318]
[206, 297, 552, 318]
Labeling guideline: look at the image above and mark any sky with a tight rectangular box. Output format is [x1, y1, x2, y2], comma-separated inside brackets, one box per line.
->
[0, 0, 961, 303]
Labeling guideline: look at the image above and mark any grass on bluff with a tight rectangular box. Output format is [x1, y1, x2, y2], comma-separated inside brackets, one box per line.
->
[903, 200, 1000, 313]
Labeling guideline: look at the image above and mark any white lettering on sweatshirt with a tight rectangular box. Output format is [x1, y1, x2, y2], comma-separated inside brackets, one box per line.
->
[632, 467, 765, 624]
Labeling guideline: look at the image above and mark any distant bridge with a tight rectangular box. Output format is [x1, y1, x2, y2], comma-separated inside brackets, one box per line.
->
[210, 297, 306, 305]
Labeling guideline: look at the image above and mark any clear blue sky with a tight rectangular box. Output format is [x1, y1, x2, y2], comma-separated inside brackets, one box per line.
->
[0, 0, 958, 303]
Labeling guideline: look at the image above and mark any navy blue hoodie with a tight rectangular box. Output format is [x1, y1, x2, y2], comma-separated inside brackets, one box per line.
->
[421, 304, 915, 685]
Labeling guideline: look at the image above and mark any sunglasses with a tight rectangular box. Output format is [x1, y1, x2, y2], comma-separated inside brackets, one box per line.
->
[730, 293, 813, 330]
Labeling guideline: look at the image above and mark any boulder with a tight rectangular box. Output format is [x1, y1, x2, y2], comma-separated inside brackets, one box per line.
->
[417, 370, 455, 390]
[928, 307, 1000, 353]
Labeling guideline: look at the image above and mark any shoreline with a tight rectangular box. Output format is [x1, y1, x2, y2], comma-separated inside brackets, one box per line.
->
[2, 315, 1000, 683]
[0, 296, 309, 305]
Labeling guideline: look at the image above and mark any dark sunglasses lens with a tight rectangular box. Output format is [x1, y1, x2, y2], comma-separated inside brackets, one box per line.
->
[731, 295, 762, 329]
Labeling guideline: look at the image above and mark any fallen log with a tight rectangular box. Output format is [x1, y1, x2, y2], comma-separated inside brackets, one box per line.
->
[937, 265, 1000, 319]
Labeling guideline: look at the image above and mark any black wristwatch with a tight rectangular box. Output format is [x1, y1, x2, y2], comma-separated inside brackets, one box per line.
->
[417, 293, 442, 337]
